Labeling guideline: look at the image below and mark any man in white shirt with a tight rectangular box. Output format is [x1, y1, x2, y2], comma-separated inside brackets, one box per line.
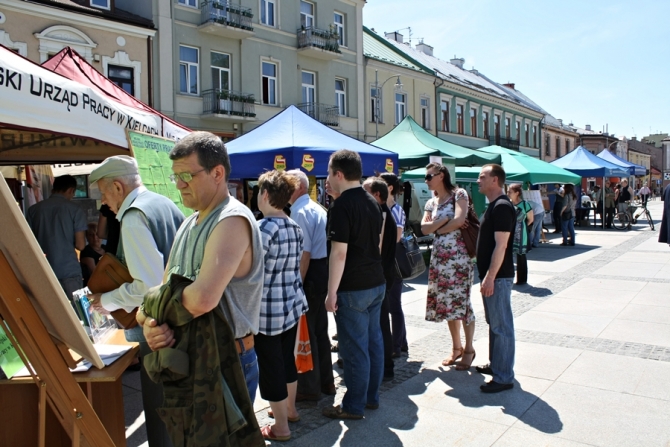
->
[86, 155, 184, 447]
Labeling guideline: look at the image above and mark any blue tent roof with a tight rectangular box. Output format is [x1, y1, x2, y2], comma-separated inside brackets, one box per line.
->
[550, 146, 629, 178]
[225, 105, 399, 178]
[596, 149, 646, 176]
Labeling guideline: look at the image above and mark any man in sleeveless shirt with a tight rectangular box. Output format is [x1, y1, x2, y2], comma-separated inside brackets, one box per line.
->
[87, 155, 185, 447]
[138, 132, 264, 404]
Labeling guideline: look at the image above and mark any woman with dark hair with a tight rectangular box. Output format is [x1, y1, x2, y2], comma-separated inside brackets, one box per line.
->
[420, 163, 476, 370]
[255, 170, 308, 442]
[379, 172, 409, 357]
[508, 184, 533, 285]
[561, 184, 577, 246]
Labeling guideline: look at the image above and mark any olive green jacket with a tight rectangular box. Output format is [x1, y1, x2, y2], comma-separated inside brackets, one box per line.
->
[142, 274, 264, 447]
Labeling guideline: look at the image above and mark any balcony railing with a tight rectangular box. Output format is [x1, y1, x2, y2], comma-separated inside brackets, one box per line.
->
[297, 27, 340, 53]
[200, 1, 253, 31]
[489, 136, 520, 151]
[203, 89, 256, 117]
[296, 102, 339, 127]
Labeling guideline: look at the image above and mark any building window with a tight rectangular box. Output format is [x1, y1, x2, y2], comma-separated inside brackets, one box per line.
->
[261, 0, 276, 26]
[505, 117, 511, 138]
[335, 78, 346, 116]
[394, 93, 406, 125]
[420, 98, 429, 129]
[515, 121, 520, 141]
[470, 107, 477, 137]
[179, 45, 199, 95]
[90, 0, 110, 10]
[556, 136, 561, 157]
[301, 71, 315, 103]
[524, 123, 529, 146]
[565, 139, 570, 154]
[178, 0, 197, 7]
[533, 125, 537, 148]
[494, 114, 500, 137]
[441, 100, 449, 132]
[456, 104, 464, 134]
[300, 1, 314, 28]
[334, 12, 345, 46]
[545, 134, 550, 156]
[371, 87, 381, 122]
[211, 51, 230, 92]
[108, 65, 134, 95]
[483, 111, 489, 139]
[262, 61, 277, 105]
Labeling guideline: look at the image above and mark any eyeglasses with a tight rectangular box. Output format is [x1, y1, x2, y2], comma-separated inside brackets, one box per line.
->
[425, 173, 440, 181]
[169, 169, 206, 184]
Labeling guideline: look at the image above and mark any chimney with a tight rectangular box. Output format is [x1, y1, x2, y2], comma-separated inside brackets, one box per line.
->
[503, 83, 515, 90]
[415, 41, 433, 56]
[558, 119, 563, 126]
[450, 56, 465, 68]
[385, 31, 403, 44]
[585, 124, 591, 131]
[469, 68, 479, 75]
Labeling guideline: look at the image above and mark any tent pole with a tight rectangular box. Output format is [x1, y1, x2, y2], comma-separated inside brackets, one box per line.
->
[602, 176, 605, 229]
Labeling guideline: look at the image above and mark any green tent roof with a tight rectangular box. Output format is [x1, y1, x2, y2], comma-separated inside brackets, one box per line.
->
[371, 115, 501, 168]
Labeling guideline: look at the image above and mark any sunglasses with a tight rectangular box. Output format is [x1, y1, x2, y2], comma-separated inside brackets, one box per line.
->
[425, 173, 440, 181]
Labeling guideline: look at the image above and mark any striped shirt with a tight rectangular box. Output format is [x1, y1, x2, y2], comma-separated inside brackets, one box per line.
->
[391, 203, 406, 229]
[258, 217, 308, 336]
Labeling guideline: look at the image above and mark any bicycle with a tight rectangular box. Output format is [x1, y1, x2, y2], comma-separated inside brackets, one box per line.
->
[612, 202, 634, 230]
[631, 201, 654, 231]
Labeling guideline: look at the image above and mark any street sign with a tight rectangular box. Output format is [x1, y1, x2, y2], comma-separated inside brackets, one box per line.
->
[664, 172, 670, 180]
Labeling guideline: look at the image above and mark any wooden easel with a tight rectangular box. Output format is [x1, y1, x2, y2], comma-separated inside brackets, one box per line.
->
[0, 251, 115, 447]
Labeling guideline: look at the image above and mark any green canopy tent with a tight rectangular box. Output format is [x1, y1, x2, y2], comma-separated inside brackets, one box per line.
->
[371, 115, 501, 168]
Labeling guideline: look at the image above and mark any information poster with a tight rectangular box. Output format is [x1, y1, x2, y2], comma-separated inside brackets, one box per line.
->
[127, 130, 193, 217]
[0, 324, 25, 379]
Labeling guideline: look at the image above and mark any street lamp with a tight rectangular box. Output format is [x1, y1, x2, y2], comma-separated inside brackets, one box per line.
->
[374, 69, 403, 140]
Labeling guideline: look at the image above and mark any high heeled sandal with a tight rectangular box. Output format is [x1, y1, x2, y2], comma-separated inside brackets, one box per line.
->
[455, 350, 476, 371]
[442, 347, 464, 366]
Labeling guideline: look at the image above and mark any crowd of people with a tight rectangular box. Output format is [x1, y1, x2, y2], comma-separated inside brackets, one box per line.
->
[27, 133, 524, 445]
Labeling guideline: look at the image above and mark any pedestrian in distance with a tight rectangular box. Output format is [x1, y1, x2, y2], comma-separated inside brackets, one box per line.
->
[551, 184, 564, 233]
[508, 184, 533, 285]
[560, 184, 577, 246]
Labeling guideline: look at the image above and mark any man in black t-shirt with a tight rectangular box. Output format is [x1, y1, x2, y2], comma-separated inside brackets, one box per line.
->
[322, 150, 386, 420]
[475, 164, 516, 393]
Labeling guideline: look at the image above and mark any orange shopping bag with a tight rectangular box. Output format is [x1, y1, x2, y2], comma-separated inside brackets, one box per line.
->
[294, 314, 313, 373]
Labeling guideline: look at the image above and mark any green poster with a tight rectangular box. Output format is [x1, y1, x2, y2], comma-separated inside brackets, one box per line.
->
[0, 324, 25, 379]
[127, 130, 193, 217]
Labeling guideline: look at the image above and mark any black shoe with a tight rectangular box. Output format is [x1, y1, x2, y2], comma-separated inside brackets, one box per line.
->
[569, 242, 575, 246]
[336, 358, 343, 368]
[365, 403, 379, 410]
[560, 242, 568, 246]
[475, 364, 493, 375]
[391, 352, 401, 359]
[400, 345, 409, 353]
[480, 380, 514, 393]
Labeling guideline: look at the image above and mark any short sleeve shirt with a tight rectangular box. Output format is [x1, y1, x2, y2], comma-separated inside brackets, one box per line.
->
[327, 187, 385, 291]
[390, 203, 406, 229]
[476, 195, 516, 280]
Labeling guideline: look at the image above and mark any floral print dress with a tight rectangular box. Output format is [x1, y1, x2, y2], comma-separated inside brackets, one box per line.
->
[425, 188, 475, 324]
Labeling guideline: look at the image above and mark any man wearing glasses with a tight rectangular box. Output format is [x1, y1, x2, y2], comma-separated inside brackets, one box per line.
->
[87, 155, 184, 447]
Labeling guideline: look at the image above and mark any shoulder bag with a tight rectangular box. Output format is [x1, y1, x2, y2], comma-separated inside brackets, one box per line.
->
[395, 230, 426, 280]
[449, 193, 480, 259]
[561, 196, 573, 221]
[87, 253, 138, 329]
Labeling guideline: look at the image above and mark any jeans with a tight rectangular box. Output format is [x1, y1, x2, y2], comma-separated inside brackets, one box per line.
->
[482, 278, 515, 384]
[334, 283, 385, 415]
[239, 346, 259, 403]
[530, 212, 544, 247]
[388, 277, 407, 354]
[561, 217, 575, 244]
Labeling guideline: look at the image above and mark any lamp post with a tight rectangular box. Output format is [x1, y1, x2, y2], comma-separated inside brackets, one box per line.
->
[374, 69, 403, 140]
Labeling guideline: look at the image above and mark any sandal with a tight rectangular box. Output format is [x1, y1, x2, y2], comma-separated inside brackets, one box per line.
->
[442, 347, 464, 366]
[261, 425, 291, 442]
[267, 409, 300, 422]
[455, 350, 476, 371]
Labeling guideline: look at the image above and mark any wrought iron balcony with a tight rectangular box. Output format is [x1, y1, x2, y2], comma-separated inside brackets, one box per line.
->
[489, 136, 520, 151]
[296, 27, 341, 60]
[199, 1, 253, 38]
[202, 89, 256, 118]
[296, 103, 339, 127]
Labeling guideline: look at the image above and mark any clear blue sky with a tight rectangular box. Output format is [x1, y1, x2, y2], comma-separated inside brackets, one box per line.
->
[363, 0, 669, 139]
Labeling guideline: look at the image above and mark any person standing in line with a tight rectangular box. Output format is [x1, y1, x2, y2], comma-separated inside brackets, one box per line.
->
[618, 179, 633, 213]
[560, 184, 577, 246]
[551, 184, 564, 233]
[362, 177, 397, 381]
[86, 156, 185, 447]
[26, 174, 87, 300]
[322, 150, 386, 420]
[379, 172, 409, 358]
[421, 163, 476, 371]
[474, 164, 516, 393]
[604, 180, 616, 228]
[254, 170, 308, 442]
[528, 200, 545, 248]
[286, 169, 336, 401]
[508, 184, 533, 285]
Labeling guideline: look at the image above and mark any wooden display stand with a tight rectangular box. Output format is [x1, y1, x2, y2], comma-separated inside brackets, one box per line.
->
[0, 251, 137, 447]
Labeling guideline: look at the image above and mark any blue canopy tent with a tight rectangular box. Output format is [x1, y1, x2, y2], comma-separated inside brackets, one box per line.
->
[596, 149, 646, 176]
[225, 105, 399, 178]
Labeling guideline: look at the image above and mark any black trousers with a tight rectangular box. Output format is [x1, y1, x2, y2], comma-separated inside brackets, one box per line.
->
[605, 206, 615, 227]
[516, 253, 528, 285]
[381, 284, 394, 378]
[553, 203, 563, 231]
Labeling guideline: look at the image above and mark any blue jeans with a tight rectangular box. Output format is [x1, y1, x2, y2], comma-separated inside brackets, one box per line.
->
[240, 346, 259, 403]
[531, 211, 544, 247]
[482, 278, 515, 384]
[335, 283, 385, 415]
[561, 217, 575, 244]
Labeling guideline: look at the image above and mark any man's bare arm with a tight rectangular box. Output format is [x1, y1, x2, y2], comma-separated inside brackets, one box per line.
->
[325, 241, 347, 312]
[74, 230, 86, 251]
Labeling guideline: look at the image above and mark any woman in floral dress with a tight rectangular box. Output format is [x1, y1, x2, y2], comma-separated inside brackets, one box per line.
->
[421, 163, 476, 370]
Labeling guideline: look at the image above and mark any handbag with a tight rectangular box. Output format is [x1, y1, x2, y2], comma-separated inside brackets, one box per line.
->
[395, 230, 426, 280]
[561, 209, 573, 221]
[87, 253, 138, 329]
[294, 314, 313, 373]
[449, 194, 480, 259]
